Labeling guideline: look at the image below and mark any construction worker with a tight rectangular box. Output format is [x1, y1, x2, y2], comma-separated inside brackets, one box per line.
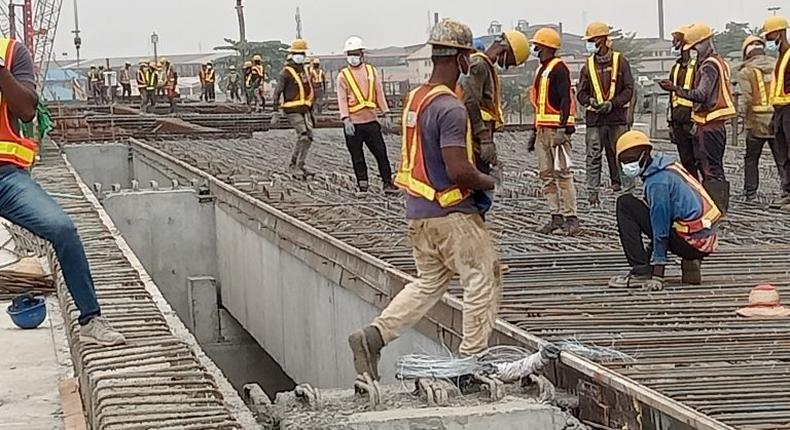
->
[459, 29, 528, 215]
[136, 59, 147, 108]
[251, 54, 266, 111]
[337, 36, 397, 194]
[271, 39, 315, 179]
[660, 23, 735, 215]
[528, 27, 580, 236]
[97, 65, 109, 104]
[199, 63, 208, 102]
[608, 131, 719, 290]
[348, 19, 502, 381]
[87, 65, 101, 104]
[226, 64, 241, 102]
[577, 21, 636, 206]
[762, 16, 790, 208]
[119, 62, 132, 103]
[738, 35, 785, 202]
[242, 61, 254, 106]
[310, 58, 326, 114]
[0, 38, 125, 346]
[141, 61, 158, 113]
[160, 57, 178, 113]
[204, 62, 216, 102]
[661, 26, 700, 180]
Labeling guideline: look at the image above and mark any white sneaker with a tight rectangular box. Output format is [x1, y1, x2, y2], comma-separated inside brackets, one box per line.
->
[79, 316, 126, 347]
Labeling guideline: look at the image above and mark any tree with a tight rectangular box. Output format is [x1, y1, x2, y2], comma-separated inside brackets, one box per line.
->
[713, 21, 751, 58]
[214, 39, 289, 79]
[611, 29, 651, 69]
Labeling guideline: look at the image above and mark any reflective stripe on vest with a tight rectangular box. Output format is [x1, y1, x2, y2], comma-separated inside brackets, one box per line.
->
[342, 65, 377, 113]
[691, 56, 736, 125]
[588, 51, 621, 106]
[144, 70, 156, 90]
[471, 53, 504, 128]
[281, 66, 313, 108]
[530, 57, 577, 127]
[205, 70, 215, 83]
[667, 163, 722, 234]
[394, 84, 474, 207]
[0, 38, 37, 169]
[671, 59, 696, 108]
[752, 68, 773, 113]
[136, 70, 146, 85]
[310, 68, 324, 85]
[772, 49, 790, 107]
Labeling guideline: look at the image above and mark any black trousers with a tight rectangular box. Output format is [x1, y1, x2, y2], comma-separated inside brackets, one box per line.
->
[121, 83, 132, 101]
[695, 123, 726, 182]
[773, 107, 790, 195]
[616, 194, 706, 276]
[671, 120, 700, 181]
[744, 131, 785, 197]
[206, 84, 215, 101]
[344, 121, 393, 185]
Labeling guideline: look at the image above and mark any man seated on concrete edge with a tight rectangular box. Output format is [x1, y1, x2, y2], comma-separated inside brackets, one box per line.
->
[608, 130, 720, 290]
[0, 38, 125, 346]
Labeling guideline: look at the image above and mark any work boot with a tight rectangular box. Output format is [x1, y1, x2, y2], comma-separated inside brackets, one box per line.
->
[288, 164, 303, 179]
[608, 272, 651, 289]
[79, 316, 126, 347]
[681, 259, 702, 285]
[537, 214, 564, 235]
[383, 182, 399, 195]
[588, 192, 600, 207]
[563, 216, 581, 236]
[348, 326, 384, 381]
[704, 180, 730, 215]
[770, 195, 790, 209]
[358, 180, 370, 193]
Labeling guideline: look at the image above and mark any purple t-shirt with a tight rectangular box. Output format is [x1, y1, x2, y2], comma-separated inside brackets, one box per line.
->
[7, 43, 36, 135]
[405, 94, 479, 219]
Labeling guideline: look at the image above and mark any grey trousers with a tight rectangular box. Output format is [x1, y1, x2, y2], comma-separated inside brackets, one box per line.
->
[287, 112, 314, 169]
[586, 125, 634, 196]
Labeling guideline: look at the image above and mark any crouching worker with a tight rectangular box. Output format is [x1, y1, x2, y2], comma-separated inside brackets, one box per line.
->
[608, 130, 720, 290]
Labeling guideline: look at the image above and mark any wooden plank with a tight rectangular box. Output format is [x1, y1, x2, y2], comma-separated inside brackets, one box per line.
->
[58, 378, 87, 430]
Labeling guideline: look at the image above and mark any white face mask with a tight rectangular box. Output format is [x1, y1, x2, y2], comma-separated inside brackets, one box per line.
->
[292, 54, 306, 64]
[766, 39, 780, 53]
[671, 47, 681, 57]
[347, 55, 362, 67]
[586, 41, 598, 54]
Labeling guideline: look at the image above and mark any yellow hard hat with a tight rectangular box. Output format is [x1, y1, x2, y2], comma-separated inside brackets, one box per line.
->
[148, 61, 157, 68]
[616, 130, 653, 158]
[243, 61, 252, 68]
[159, 57, 168, 64]
[683, 23, 714, 50]
[503, 30, 530, 65]
[762, 16, 789, 37]
[583, 21, 610, 41]
[530, 27, 561, 50]
[312, 58, 320, 64]
[139, 59, 147, 65]
[742, 35, 765, 58]
[289, 39, 309, 53]
[253, 54, 262, 61]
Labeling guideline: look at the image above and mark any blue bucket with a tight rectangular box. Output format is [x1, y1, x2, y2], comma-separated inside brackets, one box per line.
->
[6, 295, 47, 329]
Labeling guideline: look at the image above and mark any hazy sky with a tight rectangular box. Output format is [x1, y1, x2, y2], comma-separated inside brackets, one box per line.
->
[52, 0, 786, 61]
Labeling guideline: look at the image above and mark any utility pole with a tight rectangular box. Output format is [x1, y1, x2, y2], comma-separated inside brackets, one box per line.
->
[769, 6, 782, 16]
[235, 0, 246, 58]
[8, 2, 15, 39]
[151, 32, 159, 64]
[72, 0, 81, 67]
[657, 0, 665, 40]
[295, 6, 302, 39]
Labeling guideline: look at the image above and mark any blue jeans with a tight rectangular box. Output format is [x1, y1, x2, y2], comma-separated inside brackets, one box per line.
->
[0, 166, 100, 325]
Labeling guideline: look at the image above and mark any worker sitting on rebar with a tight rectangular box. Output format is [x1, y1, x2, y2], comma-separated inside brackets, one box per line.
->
[0, 38, 125, 346]
[349, 19, 502, 382]
[608, 131, 720, 290]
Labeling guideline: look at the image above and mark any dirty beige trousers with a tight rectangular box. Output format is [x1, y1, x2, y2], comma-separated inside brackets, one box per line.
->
[372, 212, 503, 356]
[287, 112, 314, 169]
[536, 128, 577, 217]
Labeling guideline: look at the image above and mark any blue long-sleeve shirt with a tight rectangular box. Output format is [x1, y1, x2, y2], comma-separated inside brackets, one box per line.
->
[641, 153, 713, 264]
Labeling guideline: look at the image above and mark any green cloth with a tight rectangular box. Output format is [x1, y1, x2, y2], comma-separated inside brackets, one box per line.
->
[20, 100, 52, 141]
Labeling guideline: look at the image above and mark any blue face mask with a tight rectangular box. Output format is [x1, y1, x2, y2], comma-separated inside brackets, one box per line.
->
[621, 160, 642, 178]
[586, 41, 598, 54]
[766, 39, 780, 53]
[671, 47, 681, 57]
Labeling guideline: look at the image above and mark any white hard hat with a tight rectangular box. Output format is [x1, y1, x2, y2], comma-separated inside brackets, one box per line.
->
[344, 36, 366, 53]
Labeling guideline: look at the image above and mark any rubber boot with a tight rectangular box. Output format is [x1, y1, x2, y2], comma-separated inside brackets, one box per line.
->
[704, 180, 729, 216]
[681, 259, 702, 285]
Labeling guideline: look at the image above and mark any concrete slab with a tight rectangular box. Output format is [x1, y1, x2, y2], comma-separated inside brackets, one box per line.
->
[0, 297, 70, 430]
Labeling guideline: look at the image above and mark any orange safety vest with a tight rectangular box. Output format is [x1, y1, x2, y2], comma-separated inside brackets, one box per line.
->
[667, 163, 722, 236]
[394, 84, 474, 207]
[281, 66, 314, 108]
[529, 57, 577, 128]
[670, 58, 696, 108]
[310, 68, 325, 85]
[749, 68, 773, 114]
[771, 48, 790, 107]
[0, 39, 38, 168]
[587, 51, 622, 108]
[205, 69, 215, 83]
[136, 69, 146, 86]
[252, 64, 264, 79]
[691, 55, 736, 125]
[341, 64, 377, 113]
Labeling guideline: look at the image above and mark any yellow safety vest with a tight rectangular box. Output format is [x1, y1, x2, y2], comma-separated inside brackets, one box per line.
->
[281, 66, 313, 108]
[587, 51, 621, 106]
[341, 64, 377, 113]
[311, 68, 325, 85]
[771, 49, 790, 107]
[144, 69, 157, 90]
[691, 56, 736, 125]
[0, 38, 37, 168]
[751, 69, 773, 113]
[667, 163, 721, 234]
[671, 59, 696, 108]
[531, 57, 577, 127]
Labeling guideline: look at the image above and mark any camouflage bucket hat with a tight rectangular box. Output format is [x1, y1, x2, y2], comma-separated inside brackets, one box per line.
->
[428, 18, 474, 54]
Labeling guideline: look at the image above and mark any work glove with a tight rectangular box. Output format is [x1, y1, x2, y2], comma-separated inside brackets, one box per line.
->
[643, 276, 664, 291]
[552, 129, 568, 147]
[490, 163, 503, 187]
[588, 97, 601, 110]
[598, 101, 613, 115]
[343, 118, 356, 136]
[527, 131, 537, 152]
[479, 141, 497, 163]
[380, 116, 393, 132]
[270, 111, 281, 125]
